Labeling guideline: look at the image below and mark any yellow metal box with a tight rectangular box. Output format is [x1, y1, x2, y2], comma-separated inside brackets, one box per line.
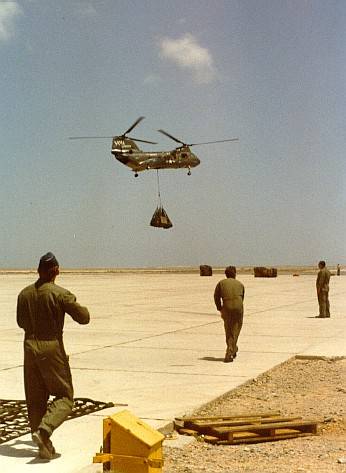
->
[94, 410, 164, 473]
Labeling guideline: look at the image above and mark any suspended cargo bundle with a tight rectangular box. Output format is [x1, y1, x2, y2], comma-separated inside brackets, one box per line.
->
[150, 170, 173, 229]
[150, 205, 173, 229]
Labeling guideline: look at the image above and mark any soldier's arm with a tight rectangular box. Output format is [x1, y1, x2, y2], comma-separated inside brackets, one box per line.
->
[16, 295, 25, 329]
[316, 273, 321, 291]
[214, 283, 222, 311]
[61, 291, 90, 325]
[16, 294, 29, 331]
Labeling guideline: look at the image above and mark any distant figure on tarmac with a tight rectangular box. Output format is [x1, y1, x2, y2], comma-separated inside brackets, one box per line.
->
[337, 264, 341, 276]
[16, 252, 90, 460]
[214, 266, 245, 363]
[316, 260, 331, 318]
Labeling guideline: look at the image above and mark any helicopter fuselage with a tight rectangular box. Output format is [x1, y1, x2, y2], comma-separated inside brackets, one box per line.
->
[111, 137, 200, 173]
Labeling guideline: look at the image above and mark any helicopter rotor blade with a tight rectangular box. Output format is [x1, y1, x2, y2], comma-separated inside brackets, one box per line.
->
[188, 138, 239, 146]
[69, 136, 113, 140]
[128, 136, 157, 145]
[69, 135, 156, 144]
[158, 129, 239, 147]
[157, 129, 185, 146]
[124, 116, 145, 136]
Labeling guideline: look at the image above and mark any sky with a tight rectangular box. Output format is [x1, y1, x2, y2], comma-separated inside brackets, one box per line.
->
[1, 0, 345, 269]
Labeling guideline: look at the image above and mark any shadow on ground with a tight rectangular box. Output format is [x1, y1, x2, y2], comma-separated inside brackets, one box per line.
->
[200, 356, 224, 362]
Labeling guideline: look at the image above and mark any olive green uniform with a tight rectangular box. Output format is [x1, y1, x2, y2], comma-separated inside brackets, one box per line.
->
[214, 278, 245, 359]
[17, 280, 90, 436]
[316, 267, 331, 318]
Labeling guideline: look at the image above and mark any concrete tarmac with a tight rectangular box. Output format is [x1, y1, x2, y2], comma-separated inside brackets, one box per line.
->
[0, 271, 345, 472]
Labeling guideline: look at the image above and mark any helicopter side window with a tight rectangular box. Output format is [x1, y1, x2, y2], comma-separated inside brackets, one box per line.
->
[181, 153, 187, 158]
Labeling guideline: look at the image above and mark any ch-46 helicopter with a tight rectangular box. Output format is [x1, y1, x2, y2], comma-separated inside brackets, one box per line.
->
[69, 117, 238, 177]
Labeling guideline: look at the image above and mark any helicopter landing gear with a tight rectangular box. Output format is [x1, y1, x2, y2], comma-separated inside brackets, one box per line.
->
[134, 172, 139, 177]
[187, 167, 191, 176]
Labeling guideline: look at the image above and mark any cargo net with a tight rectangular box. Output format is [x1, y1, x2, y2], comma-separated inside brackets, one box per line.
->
[150, 206, 173, 229]
[150, 170, 173, 229]
[0, 397, 114, 444]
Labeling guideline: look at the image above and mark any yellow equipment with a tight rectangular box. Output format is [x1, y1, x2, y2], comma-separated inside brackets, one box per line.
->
[93, 410, 164, 473]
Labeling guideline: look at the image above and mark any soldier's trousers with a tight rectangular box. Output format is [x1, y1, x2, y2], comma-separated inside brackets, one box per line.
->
[318, 291, 330, 318]
[221, 308, 243, 358]
[23, 338, 74, 436]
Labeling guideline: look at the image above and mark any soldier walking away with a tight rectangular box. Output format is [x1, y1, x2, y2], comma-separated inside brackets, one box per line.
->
[214, 266, 245, 363]
[316, 260, 331, 318]
[337, 264, 341, 276]
[16, 252, 90, 459]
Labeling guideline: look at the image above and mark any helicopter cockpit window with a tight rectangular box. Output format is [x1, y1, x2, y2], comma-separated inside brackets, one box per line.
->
[181, 153, 187, 158]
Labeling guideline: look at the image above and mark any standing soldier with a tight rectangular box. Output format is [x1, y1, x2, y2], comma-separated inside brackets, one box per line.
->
[214, 266, 245, 362]
[17, 252, 90, 459]
[316, 260, 331, 318]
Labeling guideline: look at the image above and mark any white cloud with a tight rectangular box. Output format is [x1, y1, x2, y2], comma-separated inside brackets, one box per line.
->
[76, 2, 97, 17]
[143, 73, 161, 86]
[159, 33, 216, 84]
[0, 1, 22, 42]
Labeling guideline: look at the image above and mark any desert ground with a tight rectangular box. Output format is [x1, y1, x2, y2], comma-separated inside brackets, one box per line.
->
[0, 268, 344, 473]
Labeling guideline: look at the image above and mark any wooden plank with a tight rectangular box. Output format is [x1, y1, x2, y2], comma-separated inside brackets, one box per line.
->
[178, 428, 199, 436]
[214, 432, 315, 445]
[177, 429, 219, 443]
[185, 416, 301, 431]
[230, 429, 316, 442]
[200, 435, 220, 443]
[175, 412, 281, 423]
[212, 420, 318, 435]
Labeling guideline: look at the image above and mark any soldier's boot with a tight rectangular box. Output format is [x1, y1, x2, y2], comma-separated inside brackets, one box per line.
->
[224, 349, 234, 363]
[32, 429, 56, 459]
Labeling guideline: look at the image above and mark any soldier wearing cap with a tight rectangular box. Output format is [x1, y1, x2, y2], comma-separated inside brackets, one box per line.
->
[316, 260, 331, 318]
[214, 266, 245, 362]
[17, 252, 90, 459]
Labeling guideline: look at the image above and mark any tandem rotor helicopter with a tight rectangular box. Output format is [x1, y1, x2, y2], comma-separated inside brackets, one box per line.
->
[69, 117, 239, 177]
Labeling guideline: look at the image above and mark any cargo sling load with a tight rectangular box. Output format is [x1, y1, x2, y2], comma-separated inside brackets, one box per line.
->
[150, 171, 173, 229]
[150, 206, 173, 229]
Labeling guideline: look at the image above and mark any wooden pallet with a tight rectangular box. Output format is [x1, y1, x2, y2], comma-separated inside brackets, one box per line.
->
[175, 413, 318, 445]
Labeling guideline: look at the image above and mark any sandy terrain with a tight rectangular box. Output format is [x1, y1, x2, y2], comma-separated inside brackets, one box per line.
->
[163, 358, 346, 473]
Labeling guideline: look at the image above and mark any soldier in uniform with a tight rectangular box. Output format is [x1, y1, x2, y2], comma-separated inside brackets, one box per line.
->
[214, 266, 245, 362]
[17, 252, 90, 459]
[316, 260, 331, 318]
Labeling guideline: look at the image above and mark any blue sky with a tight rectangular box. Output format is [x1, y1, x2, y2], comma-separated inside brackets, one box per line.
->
[1, 0, 345, 268]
